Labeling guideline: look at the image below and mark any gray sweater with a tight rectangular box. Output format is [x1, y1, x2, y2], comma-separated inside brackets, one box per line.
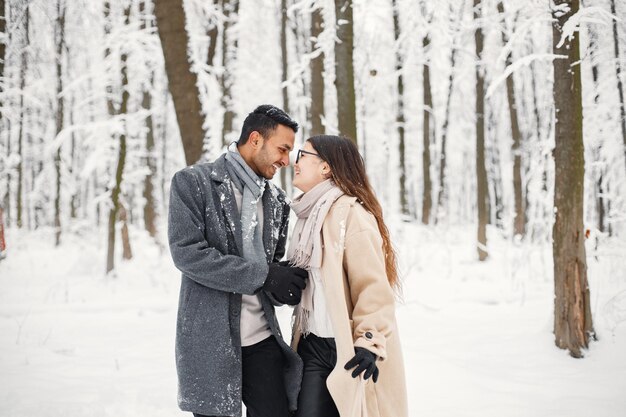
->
[168, 155, 302, 416]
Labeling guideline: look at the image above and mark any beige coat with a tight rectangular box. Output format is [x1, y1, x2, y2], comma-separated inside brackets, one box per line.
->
[292, 195, 408, 417]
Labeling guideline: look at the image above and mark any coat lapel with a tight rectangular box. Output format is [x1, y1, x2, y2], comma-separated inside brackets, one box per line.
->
[211, 156, 244, 256]
[262, 184, 283, 262]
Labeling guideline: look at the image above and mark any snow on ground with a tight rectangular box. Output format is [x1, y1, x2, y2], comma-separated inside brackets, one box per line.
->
[1, 223, 625, 417]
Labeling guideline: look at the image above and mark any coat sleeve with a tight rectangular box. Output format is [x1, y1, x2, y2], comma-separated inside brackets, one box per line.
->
[342, 213, 396, 361]
[168, 168, 268, 295]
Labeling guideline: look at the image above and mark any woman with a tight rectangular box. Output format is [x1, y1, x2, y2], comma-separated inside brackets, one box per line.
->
[287, 135, 407, 417]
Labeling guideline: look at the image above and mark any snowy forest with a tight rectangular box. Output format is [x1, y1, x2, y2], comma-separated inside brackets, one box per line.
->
[1, 0, 625, 415]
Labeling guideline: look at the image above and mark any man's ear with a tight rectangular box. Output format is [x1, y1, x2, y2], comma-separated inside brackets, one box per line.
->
[248, 131, 262, 148]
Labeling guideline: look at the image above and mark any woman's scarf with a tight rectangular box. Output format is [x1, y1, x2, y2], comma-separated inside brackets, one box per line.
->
[287, 179, 344, 334]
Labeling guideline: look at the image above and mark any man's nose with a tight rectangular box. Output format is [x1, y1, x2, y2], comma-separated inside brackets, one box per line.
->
[281, 154, 290, 167]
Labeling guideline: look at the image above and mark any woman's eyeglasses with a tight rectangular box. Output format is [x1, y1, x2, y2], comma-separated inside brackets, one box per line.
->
[295, 149, 319, 163]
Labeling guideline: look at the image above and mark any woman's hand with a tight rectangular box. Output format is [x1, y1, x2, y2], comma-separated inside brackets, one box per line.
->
[344, 347, 379, 382]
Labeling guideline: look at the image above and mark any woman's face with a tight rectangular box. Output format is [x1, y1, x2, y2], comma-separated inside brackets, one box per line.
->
[293, 141, 329, 193]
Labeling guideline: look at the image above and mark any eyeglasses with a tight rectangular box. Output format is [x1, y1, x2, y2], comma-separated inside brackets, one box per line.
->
[295, 149, 320, 164]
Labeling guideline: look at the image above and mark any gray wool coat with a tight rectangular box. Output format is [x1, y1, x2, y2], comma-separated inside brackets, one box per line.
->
[168, 154, 303, 416]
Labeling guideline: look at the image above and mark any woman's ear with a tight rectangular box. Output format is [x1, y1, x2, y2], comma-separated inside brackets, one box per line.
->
[321, 163, 332, 178]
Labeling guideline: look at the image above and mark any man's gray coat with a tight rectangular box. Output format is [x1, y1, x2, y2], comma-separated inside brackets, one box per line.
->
[168, 155, 303, 416]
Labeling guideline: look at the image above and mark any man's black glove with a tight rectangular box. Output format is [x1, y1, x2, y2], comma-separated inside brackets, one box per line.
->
[344, 347, 379, 382]
[263, 263, 307, 305]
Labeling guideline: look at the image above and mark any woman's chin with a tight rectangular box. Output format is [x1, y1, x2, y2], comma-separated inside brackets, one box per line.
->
[292, 180, 307, 193]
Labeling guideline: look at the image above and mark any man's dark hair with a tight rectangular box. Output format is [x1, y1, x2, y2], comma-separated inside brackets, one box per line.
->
[238, 104, 298, 145]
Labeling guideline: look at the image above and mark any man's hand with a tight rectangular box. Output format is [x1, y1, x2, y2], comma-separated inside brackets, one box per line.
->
[263, 263, 307, 305]
[344, 347, 379, 382]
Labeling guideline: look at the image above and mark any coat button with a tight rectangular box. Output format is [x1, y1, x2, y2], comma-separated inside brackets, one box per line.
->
[365, 331, 373, 339]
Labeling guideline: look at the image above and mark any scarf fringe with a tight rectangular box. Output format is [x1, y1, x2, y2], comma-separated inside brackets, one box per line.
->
[293, 306, 311, 337]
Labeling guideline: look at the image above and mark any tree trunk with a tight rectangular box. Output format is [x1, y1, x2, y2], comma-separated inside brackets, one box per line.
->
[391, 0, 408, 216]
[154, 0, 206, 165]
[120, 204, 133, 260]
[16, 2, 29, 229]
[161, 92, 169, 214]
[280, 0, 290, 118]
[141, 0, 158, 239]
[279, 0, 291, 193]
[436, 0, 465, 223]
[0, 207, 6, 256]
[104, 2, 117, 116]
[497, 1, 524, 237]
[69, 93, 77, 220]
[0, 0, 5, 91]
[142, 86, 158, 238]
[2, 1, 9, 227]
[422, 34, 434, 225]
[487, 106, 503, 227]
[54, 0, 65, 246]
[207, 0, 219, 68]
[588, 24, 606, 233]
[220, 0, 239, 148]
[106, 6, 132, 274]
[334, 0, 357, 144]
[474, 0, 488, 261]
[0, 0, 6, 132]
[309, 4, 325, 136]
[609, 0, 626, 173]
[552, 0, 594, 358]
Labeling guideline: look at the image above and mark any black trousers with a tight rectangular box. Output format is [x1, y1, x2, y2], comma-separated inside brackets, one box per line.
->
[293, 333, 340, 417]
[193, 335, 290, 417]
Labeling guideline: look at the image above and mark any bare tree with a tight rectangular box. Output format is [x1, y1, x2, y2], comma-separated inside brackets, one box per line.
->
[587, 21, 607, 233]
[474, 0, 488, 260]
[220, 0, 239, 147]
[0, 206, 5, 257]
[609, 0, 626, 173]
[420, 2, 435, 224]
[207, 0, 219, 68]
[106, 4, 132, 273]
[334, 0, 357, 144]
[54, 0, 64, 246]
[120, 204, 132, 260]
[1, 0, 8, 225]
[552, 0, 594, 358]
[309, 3, 325, 136]
[497, 1, 524, 237]
[436, 0, 465, 223]
[154, 0, 206, 165]
[16, 1, 28, 229]
[0, 0, 5, 95]
[279, 0, 291, 192]
[487, 102, 503, 228]
[392, 0, 408, 216]
[141, 0, 158, 239]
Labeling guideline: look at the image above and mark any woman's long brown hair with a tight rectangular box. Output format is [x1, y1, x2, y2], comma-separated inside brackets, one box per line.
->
[308, 135, 400, 291]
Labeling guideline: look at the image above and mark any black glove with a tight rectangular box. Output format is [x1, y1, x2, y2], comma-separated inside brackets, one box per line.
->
[344, 347, 379, 382]
[263, 263, 307, 305]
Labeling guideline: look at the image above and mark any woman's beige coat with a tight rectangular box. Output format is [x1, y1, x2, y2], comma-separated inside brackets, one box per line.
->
[292, 195, 408, 417]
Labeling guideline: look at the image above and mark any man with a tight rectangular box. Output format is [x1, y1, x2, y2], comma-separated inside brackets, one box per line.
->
[168, 105, 307, 417]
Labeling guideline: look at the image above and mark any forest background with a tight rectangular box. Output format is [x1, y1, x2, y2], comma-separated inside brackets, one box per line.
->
[1, 0, 625, 415]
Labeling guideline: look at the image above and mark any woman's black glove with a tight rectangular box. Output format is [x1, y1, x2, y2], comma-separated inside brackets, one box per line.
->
[344, 347, 379, 382]
[263, 263, 307, 305]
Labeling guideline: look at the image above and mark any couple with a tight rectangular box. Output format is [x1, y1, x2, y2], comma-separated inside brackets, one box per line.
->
[168, 105, 407, 417]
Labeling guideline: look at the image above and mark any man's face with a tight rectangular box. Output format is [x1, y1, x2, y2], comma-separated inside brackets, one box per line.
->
[252, 124, 295, 179]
